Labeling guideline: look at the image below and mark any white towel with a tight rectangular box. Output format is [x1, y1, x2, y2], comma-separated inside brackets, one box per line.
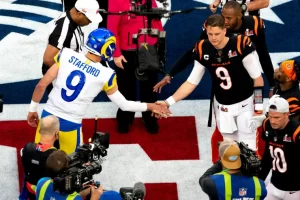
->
[219, 108, 237, 133]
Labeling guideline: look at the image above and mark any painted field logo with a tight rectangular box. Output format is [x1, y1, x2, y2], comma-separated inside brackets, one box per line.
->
[0, 0, 62, 40]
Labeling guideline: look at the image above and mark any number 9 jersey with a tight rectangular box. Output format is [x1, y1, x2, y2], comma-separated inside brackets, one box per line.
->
[44, 48, 117, 124]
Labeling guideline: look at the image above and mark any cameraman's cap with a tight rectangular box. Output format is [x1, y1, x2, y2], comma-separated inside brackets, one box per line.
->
[281, 60, 296, 81]
[75, 0, 103, 23]
[266, 95, 289, 113]
[219, 140, 241, 170]
[100, 191, 122, 200]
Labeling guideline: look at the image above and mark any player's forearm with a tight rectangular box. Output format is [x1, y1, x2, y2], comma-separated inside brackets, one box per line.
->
[32, 83, 47, 103]
[108, 90, 148, 112]
[166, 81, 197, 106]
[29, 84, 46, 112]
[247, 0, 269, 11]
[253, 75, 264, 87]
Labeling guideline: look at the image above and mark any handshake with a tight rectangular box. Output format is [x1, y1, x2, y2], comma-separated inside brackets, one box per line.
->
[149, 101, 172, 119]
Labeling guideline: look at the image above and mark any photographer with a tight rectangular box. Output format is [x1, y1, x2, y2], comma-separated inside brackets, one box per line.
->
[36, 150, 103, 200]
[199, 140, 267, 200]
[19, 115, 58, 200]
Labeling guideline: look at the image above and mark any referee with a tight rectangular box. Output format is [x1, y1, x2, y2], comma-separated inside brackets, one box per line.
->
[43, 0, 102, 94]
[62, 0, 107, 28]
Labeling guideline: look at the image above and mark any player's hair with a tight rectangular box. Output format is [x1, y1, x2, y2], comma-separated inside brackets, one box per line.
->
[223, 1, 242, 14]
[46, 150, 68, 178]
[206, 14, 225, 29]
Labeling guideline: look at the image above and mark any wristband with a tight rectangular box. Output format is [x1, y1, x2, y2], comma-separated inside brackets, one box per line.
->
[254, 87, 264, 113]
[166, 96, 176, 107]
[254, 104, 264, 114]
[29, 100, 39, 112]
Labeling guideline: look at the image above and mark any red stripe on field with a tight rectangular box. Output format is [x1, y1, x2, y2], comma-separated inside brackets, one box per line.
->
[0, 116, 198, 198]
[144, 183, 178, 200]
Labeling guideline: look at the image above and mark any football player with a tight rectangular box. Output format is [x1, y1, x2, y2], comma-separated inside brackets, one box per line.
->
[258, 95, 300, 199]
[160, 14, 264, 151]
[27, 28, 170, 155]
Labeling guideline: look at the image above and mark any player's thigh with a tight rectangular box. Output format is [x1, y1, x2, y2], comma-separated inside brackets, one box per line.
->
[236, 110, 253, 134]
[58, 127, 83, 155]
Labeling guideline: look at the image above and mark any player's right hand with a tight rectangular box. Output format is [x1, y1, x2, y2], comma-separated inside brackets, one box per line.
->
[113, 55, 127, 69]
[209, 3, 218, 13]
[27, 112, 39, 127]
[153, 75, 172, 93]
[150, 102, 171, 118]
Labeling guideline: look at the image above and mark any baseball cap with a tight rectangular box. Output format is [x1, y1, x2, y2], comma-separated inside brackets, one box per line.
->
[100, 191, 122, 200]
[266, 95, 289, 113]
[281, 60, 297, 81]
[219, 140, 241, 170]
[75, 0, 103, 23]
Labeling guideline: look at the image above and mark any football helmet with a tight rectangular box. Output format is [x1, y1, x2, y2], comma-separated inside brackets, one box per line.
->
[85, 28, 116, 61]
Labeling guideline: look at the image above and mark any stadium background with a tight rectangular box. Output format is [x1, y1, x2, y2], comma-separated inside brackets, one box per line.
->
[0, 0, 299, 199]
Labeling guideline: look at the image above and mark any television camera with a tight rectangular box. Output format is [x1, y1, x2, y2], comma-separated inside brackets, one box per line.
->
[239, 142, 261, 176]
[53, 131, 110, 194]
[120, 182, 146, 200]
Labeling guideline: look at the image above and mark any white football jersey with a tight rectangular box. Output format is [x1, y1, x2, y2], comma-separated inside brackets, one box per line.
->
[44, 48, 117, 123]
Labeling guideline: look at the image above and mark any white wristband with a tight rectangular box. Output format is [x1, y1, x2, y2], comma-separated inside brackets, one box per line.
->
[166, 96, 176, 106]
[254, 103, 263, 111]
[29, 100, 39, 112]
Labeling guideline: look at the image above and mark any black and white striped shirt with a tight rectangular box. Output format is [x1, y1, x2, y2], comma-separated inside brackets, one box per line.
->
[48, 11, 84, 52]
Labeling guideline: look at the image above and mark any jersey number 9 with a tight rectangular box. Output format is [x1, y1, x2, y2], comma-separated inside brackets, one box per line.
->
[61, 70, 86, 102]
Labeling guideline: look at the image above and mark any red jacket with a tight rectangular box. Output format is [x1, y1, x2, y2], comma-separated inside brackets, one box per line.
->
[107, 0, 164, 57]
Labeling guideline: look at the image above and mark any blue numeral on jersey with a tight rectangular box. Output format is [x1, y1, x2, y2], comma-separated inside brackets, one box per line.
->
[61, 70, 86, 102]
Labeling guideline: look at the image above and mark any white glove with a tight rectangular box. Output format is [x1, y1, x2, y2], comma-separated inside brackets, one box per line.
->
[248, 115, 266, 132]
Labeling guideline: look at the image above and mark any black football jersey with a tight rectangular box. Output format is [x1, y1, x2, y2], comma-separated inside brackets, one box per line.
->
[200, 15, 275, 88]
[194, 35, 255, 105]
[273, 83, 300, 117]
[259, 119, 300, 191]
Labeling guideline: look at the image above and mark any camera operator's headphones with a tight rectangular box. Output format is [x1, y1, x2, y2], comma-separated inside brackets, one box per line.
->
[281, 60, 300, 81]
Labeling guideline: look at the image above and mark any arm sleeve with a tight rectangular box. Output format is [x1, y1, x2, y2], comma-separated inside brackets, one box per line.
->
[187, 60, 205, 85]
[168, 47, 196, 77]
[107, 90, 147, 112]
[242, 51, 262, 79]
[255, 17, 275, 87]
[107, 0, 122, 57]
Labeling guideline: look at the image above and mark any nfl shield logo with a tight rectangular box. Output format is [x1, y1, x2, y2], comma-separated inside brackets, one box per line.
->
[239, 188, 247, 196]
